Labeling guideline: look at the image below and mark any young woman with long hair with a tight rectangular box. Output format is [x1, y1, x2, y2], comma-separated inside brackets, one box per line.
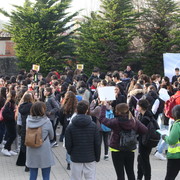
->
[16, 93, 34, 171]
[59, 91, 77, 170]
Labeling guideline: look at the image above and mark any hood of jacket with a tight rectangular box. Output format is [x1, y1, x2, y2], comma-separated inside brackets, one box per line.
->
[72, 114, 92, 128]
[117, 116, 135, 130]
[26, 115, 49, 128]
[19, 102, 32, 115]
[128, 89, 144, 97]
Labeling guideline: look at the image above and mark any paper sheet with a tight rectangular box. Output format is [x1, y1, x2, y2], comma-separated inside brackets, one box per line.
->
[98, 86, 116, 101]
[156, 129, 169, 136]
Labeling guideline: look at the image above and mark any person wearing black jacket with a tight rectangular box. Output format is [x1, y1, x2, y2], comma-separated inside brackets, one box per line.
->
[1, 90, 17, 157]
[16, 93, 33, 170]
[172, 68, 180, 84]
[65, 100, 101, 180]
[0, 87, 6, 146]
[137, 99, 154, 180]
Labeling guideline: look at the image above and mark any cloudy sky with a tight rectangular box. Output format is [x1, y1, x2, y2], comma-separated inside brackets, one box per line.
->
[0, 0, 101, 21]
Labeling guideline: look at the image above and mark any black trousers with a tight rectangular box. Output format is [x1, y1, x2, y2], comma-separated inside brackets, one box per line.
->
[0, 121, 5, 143]
[100, 131, 110, 155]
[4, 121, 16, 151]
[165, 159, 180, 180]
[137, 143, 152, 180]
[112, 151, 135, 180]
[50, 120, 56, 142]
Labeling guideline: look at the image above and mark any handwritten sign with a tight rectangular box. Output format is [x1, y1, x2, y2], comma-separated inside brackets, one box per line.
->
[32, 64, 40, 72]
[77, 64, 84, 70]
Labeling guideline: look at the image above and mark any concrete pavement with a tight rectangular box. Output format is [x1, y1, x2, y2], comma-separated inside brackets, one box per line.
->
[1, 141, 180, 180]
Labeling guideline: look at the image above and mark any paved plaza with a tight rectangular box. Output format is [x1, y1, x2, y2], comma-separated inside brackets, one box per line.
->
[0, 128, 180, 180]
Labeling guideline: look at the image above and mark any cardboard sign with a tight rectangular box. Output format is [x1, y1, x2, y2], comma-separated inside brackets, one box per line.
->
[98, 86, 116, 101]
[32, 64, 40, 72]
[77, 64, 84, 70]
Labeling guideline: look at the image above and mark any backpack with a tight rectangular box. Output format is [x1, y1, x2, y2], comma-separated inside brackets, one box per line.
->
[164, 95, 180, 119]
[119, 129, 137, 151]
[0, 106, 5, 121]
[142, 116, 160, 148]
[101, 109, 114, 132]
[25, 127, 48, 148]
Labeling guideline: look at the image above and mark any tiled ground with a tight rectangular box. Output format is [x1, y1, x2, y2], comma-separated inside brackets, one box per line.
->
[0, 131, 180, 180]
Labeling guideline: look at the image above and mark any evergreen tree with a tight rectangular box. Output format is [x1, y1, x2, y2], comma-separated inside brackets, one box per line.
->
[75, 0, 139, 73]
[139, 0, 180, 74]
[0, 0, 78, 74]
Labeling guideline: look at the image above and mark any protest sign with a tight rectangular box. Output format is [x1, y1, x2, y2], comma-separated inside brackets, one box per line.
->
[32, 64, 40, 72]
[77, 64, 84, 70]
[98, 86, 116, 101]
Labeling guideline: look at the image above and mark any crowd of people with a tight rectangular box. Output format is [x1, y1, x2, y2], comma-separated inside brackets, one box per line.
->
[0, 65, 180, 180]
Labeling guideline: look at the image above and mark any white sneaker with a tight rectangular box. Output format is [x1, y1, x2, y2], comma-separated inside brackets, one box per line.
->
[155, 152, 166, 161]
[51, 141, 59, 148]
[9, 150, 18, 156]
[1, 149, 11, 156]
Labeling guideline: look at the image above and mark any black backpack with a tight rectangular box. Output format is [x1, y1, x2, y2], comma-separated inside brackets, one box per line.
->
[119, 129, 137, 151]
[142, 116, 160, 148]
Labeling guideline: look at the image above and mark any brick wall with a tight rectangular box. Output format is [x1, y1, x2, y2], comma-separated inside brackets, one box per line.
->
[0, 40, 15, 56]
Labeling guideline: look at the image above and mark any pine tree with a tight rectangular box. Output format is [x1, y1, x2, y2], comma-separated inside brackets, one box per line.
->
[139, 0, 179, 74]
[75, 0, 139, 73]
[0, 0, 78, 74]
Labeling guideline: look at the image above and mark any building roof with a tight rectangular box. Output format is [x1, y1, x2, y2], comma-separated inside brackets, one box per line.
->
[0, 31, 11, 40]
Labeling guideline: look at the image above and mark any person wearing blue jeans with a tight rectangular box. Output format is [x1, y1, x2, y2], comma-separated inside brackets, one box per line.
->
[30, 167, 51, 180]
[26, 102, 55, 180]
[155, 125, 168, 160]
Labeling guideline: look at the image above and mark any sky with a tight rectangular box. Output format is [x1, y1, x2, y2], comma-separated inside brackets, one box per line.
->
[0, 0, 101, 21]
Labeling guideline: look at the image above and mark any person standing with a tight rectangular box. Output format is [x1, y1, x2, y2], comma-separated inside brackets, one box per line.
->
[44, 87, 59, 147]
[172, 68, 180, 84]
[124, 65, 134, 78]
[26, 102, 55, 180]
[16, 93, 34, 171]
[65, 100, 101, 180]
[137, 99, 154, 180]
[0, 87, 6, 148]
[99, 103, 147, 180]
[1, 90, 17, 156]
[58, 91, 78, 170]
[162, 105, 180, 180]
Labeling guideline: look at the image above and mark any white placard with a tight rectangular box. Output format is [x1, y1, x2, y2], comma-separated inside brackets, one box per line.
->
[76, 64, 84, 70]
[32, 64, 40, 72]
[163, 53, 180, 82]
[98, 86, 116, 101]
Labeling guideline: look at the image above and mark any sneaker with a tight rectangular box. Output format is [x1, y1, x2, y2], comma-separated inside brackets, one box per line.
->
[25, 166, 30, 172]
[67, 163, 71, 170]
[155, 152, 166, 161]
[1, 149, 11, 156]
[51, 141, 59, 148]
[9, 150, 18, 156]
[104, 155, 109, 161]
